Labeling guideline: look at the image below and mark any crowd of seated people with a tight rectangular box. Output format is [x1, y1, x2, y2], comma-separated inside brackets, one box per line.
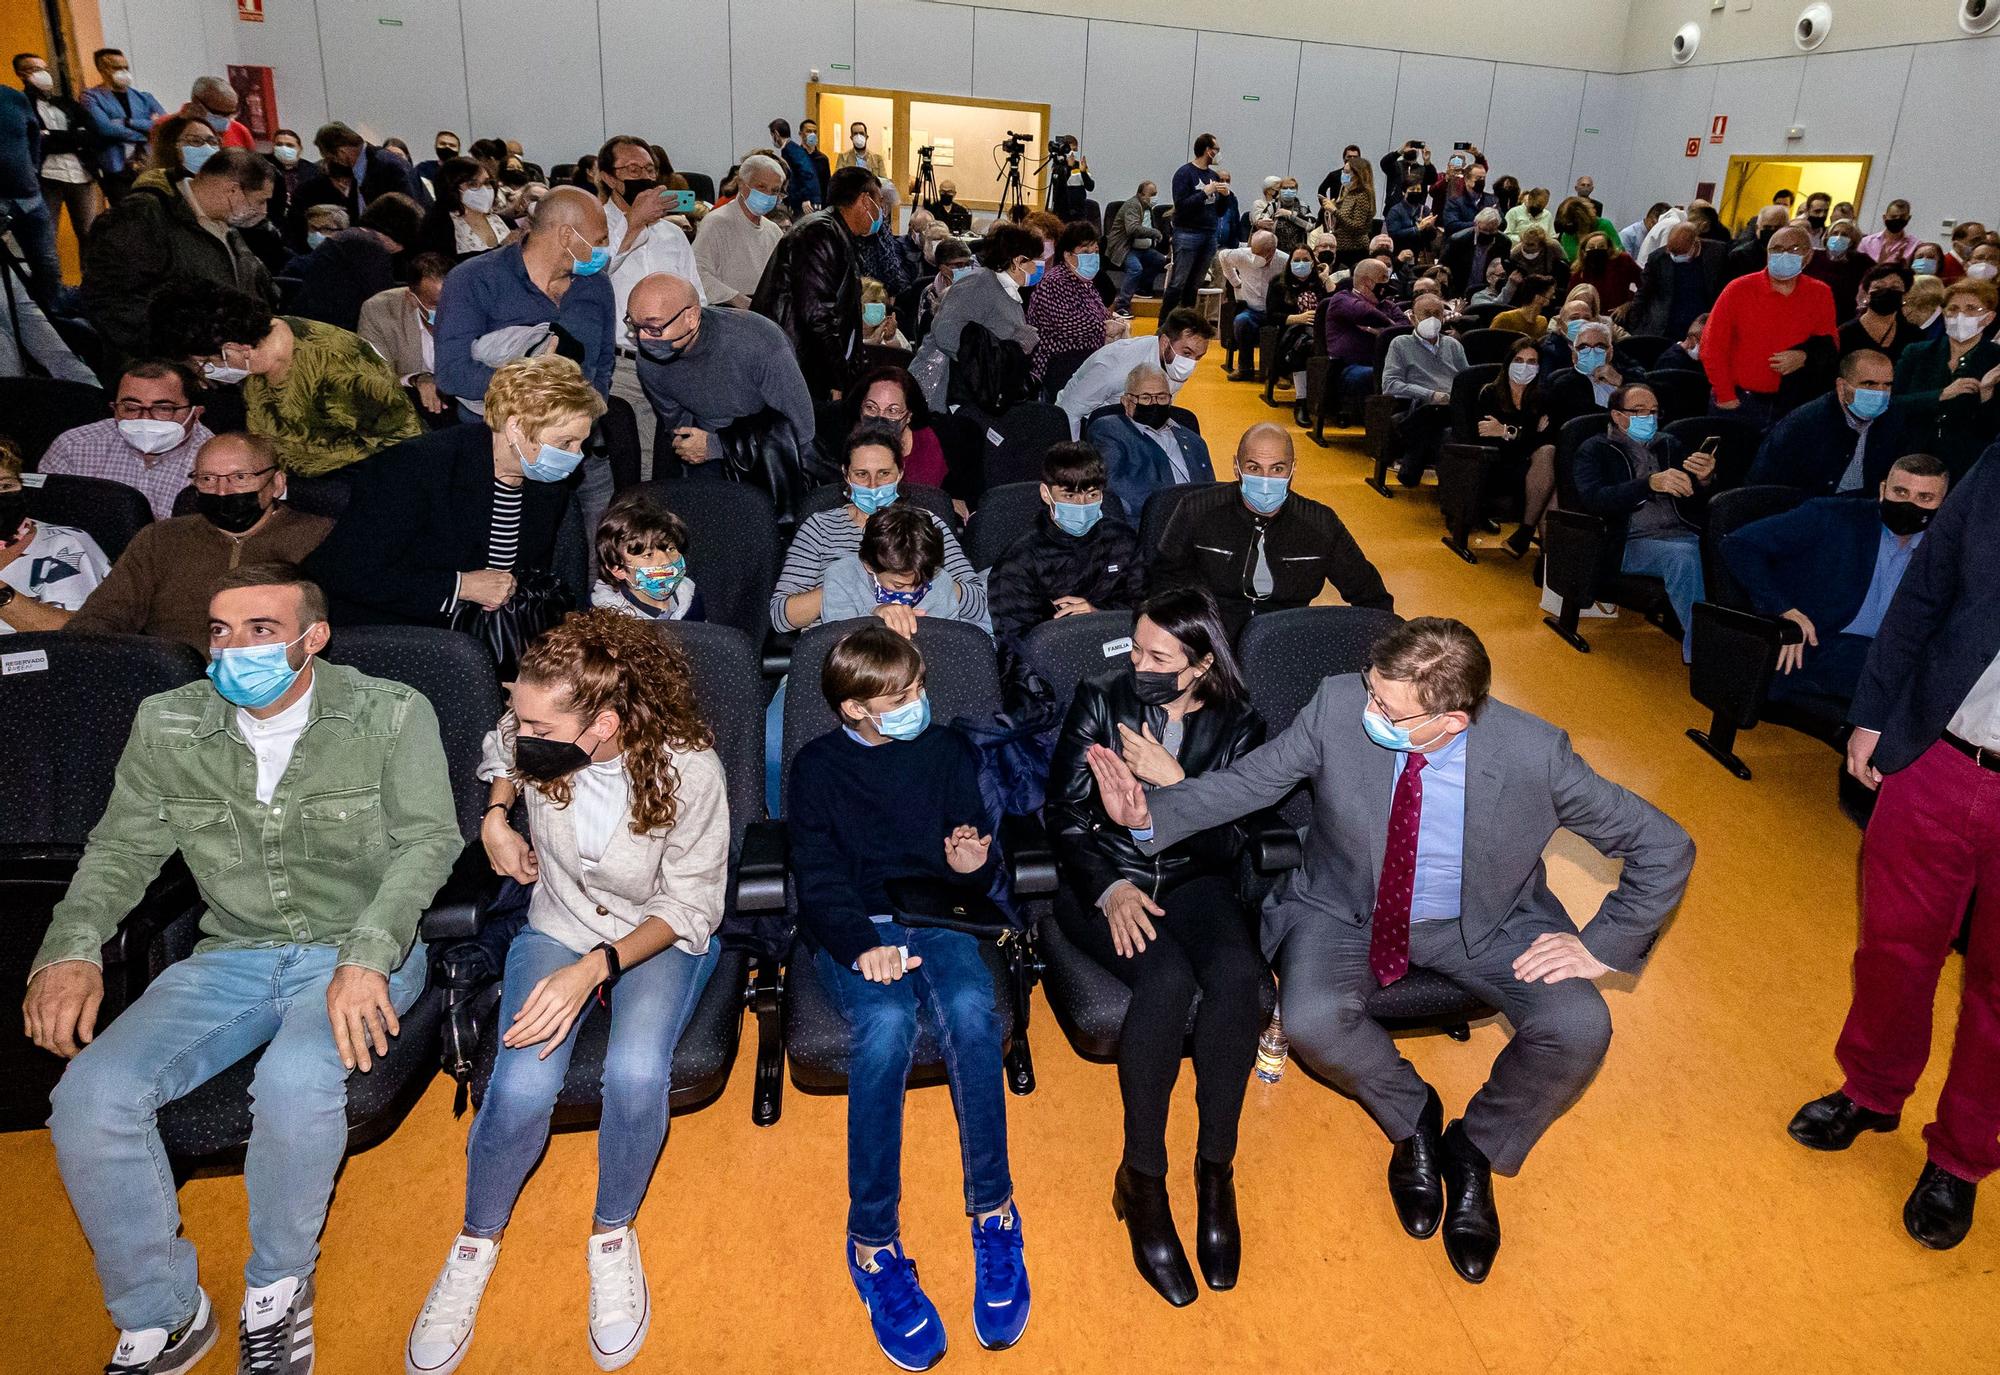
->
[7, 77, 2000, 1373]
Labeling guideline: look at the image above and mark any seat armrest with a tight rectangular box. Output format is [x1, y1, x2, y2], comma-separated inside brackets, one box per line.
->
[418, 844, 502, 942]
[761, 629, 798, 679]
[1251, 822, 1303, 875]
[1001, 813, 1057, 897]
[734, 819, 789, 914]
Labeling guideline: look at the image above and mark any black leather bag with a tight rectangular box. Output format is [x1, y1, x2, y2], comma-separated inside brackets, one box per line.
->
[448, 568, 574, 677]
[948, 322, 1031, 415]
[885, 875, 1014, 940]
[715, 408, 829, 528]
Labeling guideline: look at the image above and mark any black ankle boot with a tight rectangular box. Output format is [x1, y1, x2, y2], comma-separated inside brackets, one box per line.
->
[1193, 1157, 1241, 1291]
[1112, 1164, 1198, 1307]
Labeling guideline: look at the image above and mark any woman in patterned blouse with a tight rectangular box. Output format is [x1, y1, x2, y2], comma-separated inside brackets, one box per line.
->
[1026, 220, 1112, 388]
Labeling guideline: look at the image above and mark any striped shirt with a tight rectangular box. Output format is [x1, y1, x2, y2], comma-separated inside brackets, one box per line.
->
[770, 502, 984, 632]
[488, 478, 523, 571]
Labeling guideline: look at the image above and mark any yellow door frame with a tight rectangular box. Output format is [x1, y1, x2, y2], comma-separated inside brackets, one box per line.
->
[806, 81, 1053, 214]
[1718, 153, 1874, 235]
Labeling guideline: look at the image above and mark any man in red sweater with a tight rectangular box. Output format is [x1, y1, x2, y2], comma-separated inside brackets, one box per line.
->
[1703, 223, 1837, 429]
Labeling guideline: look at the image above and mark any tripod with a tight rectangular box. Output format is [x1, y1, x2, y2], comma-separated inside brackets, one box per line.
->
[997, 147, 1026, 218]
[913, 151, 937, 208]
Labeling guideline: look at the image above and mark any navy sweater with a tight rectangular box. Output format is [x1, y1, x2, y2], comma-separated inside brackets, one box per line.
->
[788, 724, 997, 966]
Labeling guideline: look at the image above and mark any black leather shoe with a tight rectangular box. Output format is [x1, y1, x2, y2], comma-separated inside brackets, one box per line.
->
[1193, 1156, 1240, 1291]
[1788, 1090, 1901, 1151]
[1113, 1165, 1198, 1306]
[1387, 1086, 1445, 1239]
[1439, 1120, 1501, 1284]
[1904, 1163, 1977, 1250]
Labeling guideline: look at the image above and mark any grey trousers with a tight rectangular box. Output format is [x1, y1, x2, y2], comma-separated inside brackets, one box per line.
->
[1275, 909, 1612, 1176]
[610, 352, 656, 479]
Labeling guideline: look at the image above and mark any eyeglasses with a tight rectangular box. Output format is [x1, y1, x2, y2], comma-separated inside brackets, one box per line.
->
[113, 400, 194, 421]
[860, 403, 910, 421]
[1613, 404, 1660, 418]
[624, 304, 697, 341]
[1125, 392, 1172, 406]
[609, 161, 656, 179]
[1364, 677, 1438, 726]
[191, 465, 276, 493]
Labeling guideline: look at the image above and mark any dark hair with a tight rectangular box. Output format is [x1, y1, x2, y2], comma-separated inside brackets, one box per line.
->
[848, 365, 931, 435]
[359, 192, 424, 249]
[1365, 615, 1491, 715]
[1772, 187, 1795, 202]
[118, 358, 199, 398]
[594, 494, 691, 583]
[859, 504, 943, 583]
[312, 121, 364, 156]
[1608, 381, 1656, 412]
[209, 562, 329, 627]
[769, 117, 792, 139]
[1137, 587, 1248, 710]
[1160, 306, 1216, 341]
[1519, 273, 1555, 301]
[436, 155, 487, 215]
[148, 280, 275, 359]
[932, 237, 972, 268]
[978, 223, 1041, 271]
[596, 134, 655, 181]
[1863, 262, 1913, 293]
[821, 624, 923, 712]
[409, 251, 454, 283]
[1043, 440, 1106, 492]
[1840, 348, 1894, 381]
[1193, 132, 1218, 156]
[468, 137, 508, 169]
[93, 47, 123, 65]
[843, 419, 906, 474]
[1647, 201, 1673, 218]
[195, 146, 275, 191]
[383, 137, 412, 160]
[1056, 220, 1099, 256]
[826, 165, 878, 209]
[1890, 452, 1948, 482]
[273, 128, 300, 145]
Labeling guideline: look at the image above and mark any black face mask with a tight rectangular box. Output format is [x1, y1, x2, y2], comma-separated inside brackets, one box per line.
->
[434, 146, 457, 164]
[1883, 216, 1909, 233]
[939, 192, 954, 205]
[1584, 248, 1609, 267]
[1758, 225, 1779, 244]
[1806, 213, 1827, 228]
[1131, 401, 1172, 429]
[1132, 666, 1189, 707]
[196, 489, 264, 534]
[1868, 288, 1905, 317]
[515, 729, 592, 783]
[621, 176, 658, 203]
[1471, 178, 1486, 191]
[1879, 497, 1933, 537]
[0, 491, 26, 544]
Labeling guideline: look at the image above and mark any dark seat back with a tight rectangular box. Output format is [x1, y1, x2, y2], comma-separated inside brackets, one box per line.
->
[1615, 333, 1672, 370]
[1458, 328, 1525, 367]
[0, 378, 110, 467]
[626, 479, 780, 649]
[1139, 481, 1220, 564]
[983, 401, 1071, 491]
[962, 481, 1046, 571]
[1700, 485, 1815, 611]
[1645, 367, 1711, 424]
[1664, 414, 1764, 493]
[1552, 413, 1613, 510]
[1021, 610, 1137, 713]
[1448, 364, 1503, 444]
[681, 171, 717, 204]
[21, 472, 151, 562]
[1238, 606, 1404, 736]
[798, 480, 958, 535]
[654, 619, 762, 868]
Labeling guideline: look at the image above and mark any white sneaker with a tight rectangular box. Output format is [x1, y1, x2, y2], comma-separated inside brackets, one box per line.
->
[406, 1236, 500, 1375]
[586, 1227, 651, 1371]
[107, 1288, 219, 1374]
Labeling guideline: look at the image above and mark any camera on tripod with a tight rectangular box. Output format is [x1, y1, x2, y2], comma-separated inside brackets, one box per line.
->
[918, 145, 935, 162]
[1000, 131, 1029, 161]
[1048, 139, 1070, 160]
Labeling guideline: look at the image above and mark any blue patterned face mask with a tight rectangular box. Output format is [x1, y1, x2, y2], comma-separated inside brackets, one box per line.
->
[873, 576, 930, 607]
[629, 557, 686, 599]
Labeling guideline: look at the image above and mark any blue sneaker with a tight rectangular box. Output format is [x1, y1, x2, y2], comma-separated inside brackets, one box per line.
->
[970, 1206, 1030, 1350]
[846, 1239, 947, 1372]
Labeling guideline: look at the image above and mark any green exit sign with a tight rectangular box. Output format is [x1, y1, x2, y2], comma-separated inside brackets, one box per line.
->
[831, 63, 851, 71]
[1242, 94, 1260, 102]
[378, 16, 403, 25]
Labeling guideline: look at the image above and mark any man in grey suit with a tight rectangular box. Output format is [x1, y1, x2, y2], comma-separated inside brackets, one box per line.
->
[1087, 617, 1693, 1283]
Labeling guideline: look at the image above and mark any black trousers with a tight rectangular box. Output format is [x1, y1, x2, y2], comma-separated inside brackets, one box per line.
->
[1058, 872, 1263, 1176]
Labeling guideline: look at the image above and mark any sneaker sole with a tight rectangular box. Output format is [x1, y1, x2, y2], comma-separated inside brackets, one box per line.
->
[974, 1293, 1030, 1351]
[589, 1290, 650, 1372]
[406, 1327, 475, 1375]
[876, 1333, 947, 1373]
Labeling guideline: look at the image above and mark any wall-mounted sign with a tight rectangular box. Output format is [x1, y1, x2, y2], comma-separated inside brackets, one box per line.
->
[237, 0, 263, 21]
[1685, 137, 1701, 158]
[1710, 114, 1728, 143]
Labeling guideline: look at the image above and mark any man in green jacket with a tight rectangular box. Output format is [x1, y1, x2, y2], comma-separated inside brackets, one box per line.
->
[22, 562, 461, 1375]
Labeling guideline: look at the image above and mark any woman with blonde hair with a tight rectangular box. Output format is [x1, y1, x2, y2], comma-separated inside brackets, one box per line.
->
[408, 608, 728, 1375]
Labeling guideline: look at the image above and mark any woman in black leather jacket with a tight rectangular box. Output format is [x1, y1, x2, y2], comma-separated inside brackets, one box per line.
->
[1047, 586, 1267, 1308]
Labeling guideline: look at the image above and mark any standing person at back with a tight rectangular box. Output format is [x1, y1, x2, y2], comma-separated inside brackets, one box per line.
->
[752, 165, 882, 404]
[1704, 223, 1838, 428]
[1161, 134, 1225, 315]
[80, 47, 164, 203]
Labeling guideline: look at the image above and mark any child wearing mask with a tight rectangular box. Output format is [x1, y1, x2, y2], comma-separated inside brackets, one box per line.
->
[820, 503, 991, 635]
[590, 494, 704, 622]
[986, 441, 1144, 654]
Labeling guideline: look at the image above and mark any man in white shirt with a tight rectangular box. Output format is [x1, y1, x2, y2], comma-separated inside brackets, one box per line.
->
[0, 448, 111, 633]
[596, 136, 705, 469]
[1217, 229, 1285, 380]
[1054, 306, 1215, 437]
[694, 153, 785, 308]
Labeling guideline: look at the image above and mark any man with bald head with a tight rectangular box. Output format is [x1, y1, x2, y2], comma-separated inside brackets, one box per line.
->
[627, 272, 820, 521]
[1703, 220, 1838, 427]
[1151, 421, 1391, 638]
[65, 432, 333, 650]
[1218, 228, 1286, 380]
[1724, 202, 1795, 286]
[1626, 217, 1726, 339]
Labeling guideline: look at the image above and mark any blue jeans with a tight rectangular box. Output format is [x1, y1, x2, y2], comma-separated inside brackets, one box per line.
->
[1710, 389, 1779, 430]
[49, 943, 428, 1332]
[5, 194, 63, 311]
[1115, 247, 1166, 309]
[1232, 306, 1266, 357]
[1163, 229, 1217, 314]
[814, 926, 1011, 1245]
[765, 675, 788, 817]
[1620, 531, 1703, 661]
[464, 924, 718, 1233]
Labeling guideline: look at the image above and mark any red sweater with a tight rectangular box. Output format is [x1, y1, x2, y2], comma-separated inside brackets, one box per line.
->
[1703, 271, 1837, 402]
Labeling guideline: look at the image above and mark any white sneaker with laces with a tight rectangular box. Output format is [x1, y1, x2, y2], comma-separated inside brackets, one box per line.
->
[405, 1236, 500, 1375]
[586, 1227, 651, 1371]
[106, 1287, 219, 1374]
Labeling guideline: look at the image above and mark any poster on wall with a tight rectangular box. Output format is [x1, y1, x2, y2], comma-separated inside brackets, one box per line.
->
[227, 65, 279, 142]
[238, 0, 264, 21]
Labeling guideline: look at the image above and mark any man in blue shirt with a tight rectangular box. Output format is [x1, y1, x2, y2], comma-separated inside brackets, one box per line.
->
[1161, 133, 1224, 315]
[1722, 453, 1950, 705]
[769, 117, 820, 214]
[0, 81, 61, 311]
[80, 48, 164, 203]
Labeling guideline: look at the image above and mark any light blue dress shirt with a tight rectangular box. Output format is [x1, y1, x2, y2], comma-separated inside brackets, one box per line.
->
[1838, 526, 1923, 640]
[1394, 730, 1468, 922]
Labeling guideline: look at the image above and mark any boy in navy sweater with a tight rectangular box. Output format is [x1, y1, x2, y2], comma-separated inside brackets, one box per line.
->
[788, 626, 1028, 1370]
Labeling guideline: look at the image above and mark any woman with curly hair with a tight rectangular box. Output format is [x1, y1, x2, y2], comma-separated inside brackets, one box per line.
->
[407, 608, 727, 1375]
[146, 278, 423, 475]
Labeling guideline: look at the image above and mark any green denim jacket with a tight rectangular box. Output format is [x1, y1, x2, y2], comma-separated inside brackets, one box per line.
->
[32, 661, 463, 979]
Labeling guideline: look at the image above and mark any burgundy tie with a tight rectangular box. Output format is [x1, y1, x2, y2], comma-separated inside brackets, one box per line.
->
[1369, 751, 1427, 986]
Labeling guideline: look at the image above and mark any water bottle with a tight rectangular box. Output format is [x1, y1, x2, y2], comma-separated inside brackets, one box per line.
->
[1254, 1007, 1289, 1084]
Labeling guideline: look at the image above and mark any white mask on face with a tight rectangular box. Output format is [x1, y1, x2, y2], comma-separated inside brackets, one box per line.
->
[201, 361, 251, 385]
[851, 133, 868, 151]
[1944, 313, 1991, 344]
[1164, 353, 1198, 383]
[118, 417, 189, 454]
[27, 71, 54, 93]
[111, 70, 133, 89]
[1415, 317, 1443, 342]
[460, 185, 496, 214]
[1968, 262, 1999, 282]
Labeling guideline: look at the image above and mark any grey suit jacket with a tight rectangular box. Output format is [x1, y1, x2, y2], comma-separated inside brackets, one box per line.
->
[356, 285, 431, 383]
[1141, 674, 1694, 972]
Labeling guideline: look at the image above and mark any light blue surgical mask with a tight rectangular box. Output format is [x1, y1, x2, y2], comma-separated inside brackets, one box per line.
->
[204, 112, 232, 134]
[1241, 473, 1290, 515]
[1025, 261, 1044, 288]
[874, 692, 931, 741]
[1074, 251, 1100, 280]
[566, 228, 611, 276]
[208, 632, 309, 710]
[1290, 259, 1312, 278]
[1565, 318, 1587, 343]
[850, 480, 898, 514]
[746, 187, 781, 216]
[1050, 499, 1102, 537]
[862, 301, 887, 329]
[1848, 387, 1891, 421]
[951, 265, 977, 283]
[1575, 345, 1608, 374]
[1827, 235, 1852, 256]
[1361, 705, 1437, 753]
[181, 143, 218, 174]
[513, 428, 584, 482]
[1623, 414, 1658, 443]
[1911, 257, 1940, 277]
[1766, 251, 1805, 281]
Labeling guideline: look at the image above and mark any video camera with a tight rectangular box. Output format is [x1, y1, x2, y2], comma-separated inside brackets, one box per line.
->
[1001, 131, 1030, 160]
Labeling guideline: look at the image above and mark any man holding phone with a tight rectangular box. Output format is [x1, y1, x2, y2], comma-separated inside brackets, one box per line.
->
[595, 135, 706, 466]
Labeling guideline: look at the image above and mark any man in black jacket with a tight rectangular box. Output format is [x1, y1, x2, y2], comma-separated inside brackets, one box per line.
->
[1624, 220, 1727, 339]
[988, 442, 1144, 653]
[1441, 210, 1510, 302]
[1150, 423, 1391, 639]
[1745, 349, 1912, 495]
[751, 164, 879, 404]
[1788, 447, 2000, 1252]
[285, 121, 420, 249]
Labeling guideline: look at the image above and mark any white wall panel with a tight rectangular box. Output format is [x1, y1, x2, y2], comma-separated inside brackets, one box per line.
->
[855, 0, 973, 96]
[315, 0, 470, 157]
[1620, 65, 1720, 212]
[462, 0, 604, 169]
[1080, 21, 1196, 211]
[1188, 31, 1299, 188]
[1288, 43, 1399, 193]
[1788, 47, 1911, 227]
[1570, 70, 1637, 222]
[218, 0, 329, 138]
[729, 0, 852, 163]
[1881, 43, 1998, 243]
[1701, 56, 1807, 190]
[118, 0, 218, 124]
[1388, 54, 1493, 162]
[970, 9, 1087, 168]
[1482, 64, 1584, 215]
[601, 0, 733, 179]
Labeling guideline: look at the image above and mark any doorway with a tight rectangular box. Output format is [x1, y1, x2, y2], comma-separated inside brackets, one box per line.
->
[808, 82, 1051, 226]
[1718, 155, 1873, 236]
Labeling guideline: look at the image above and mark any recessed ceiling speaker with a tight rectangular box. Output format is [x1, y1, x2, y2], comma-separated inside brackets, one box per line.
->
[1796, 3, 1833, 49]
[1672, 22, 1702, 64]
[1963, 0, 2000, 35]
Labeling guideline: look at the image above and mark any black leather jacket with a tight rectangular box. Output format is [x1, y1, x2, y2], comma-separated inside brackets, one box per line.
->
[750, 208, 861, 401]
[1048, 669, 1266, 905]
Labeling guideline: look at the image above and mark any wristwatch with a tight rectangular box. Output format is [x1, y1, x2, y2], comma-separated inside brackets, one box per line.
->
[0, 584, 14, 610]
[592, 941, 623, 990]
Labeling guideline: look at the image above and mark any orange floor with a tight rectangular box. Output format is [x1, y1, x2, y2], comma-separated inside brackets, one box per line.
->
[5, 353, 1994, 1374]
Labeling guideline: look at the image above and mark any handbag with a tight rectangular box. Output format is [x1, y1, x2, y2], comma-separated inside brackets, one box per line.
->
[884, 875, 1015, 941]
[448, 568, 574, 677]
